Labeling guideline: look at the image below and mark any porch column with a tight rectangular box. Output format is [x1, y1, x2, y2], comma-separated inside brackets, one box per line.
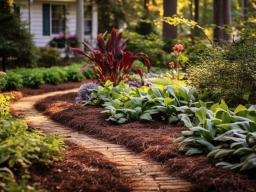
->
[91, 3, 98, 48]
[76, 0, 84, 50]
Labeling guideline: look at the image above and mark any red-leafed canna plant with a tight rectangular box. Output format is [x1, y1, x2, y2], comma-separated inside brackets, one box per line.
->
[70, 28, 150, 86]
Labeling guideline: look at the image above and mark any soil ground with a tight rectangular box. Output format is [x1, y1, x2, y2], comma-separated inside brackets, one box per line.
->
[6, 80, 256, 192]
[28, 140, 131, 192]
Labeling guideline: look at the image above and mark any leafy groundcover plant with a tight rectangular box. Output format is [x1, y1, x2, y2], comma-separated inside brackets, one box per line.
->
[174, 99, 256, 171]
[71, 28, 151, 86]
[80, 80, 256, 171]
[0, 93, 65, 191]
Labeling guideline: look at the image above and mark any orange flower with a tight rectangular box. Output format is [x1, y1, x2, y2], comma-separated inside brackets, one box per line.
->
[173, 76, 177, 80]
[172, 44, 184, 55]
[169, 62, 175, 68]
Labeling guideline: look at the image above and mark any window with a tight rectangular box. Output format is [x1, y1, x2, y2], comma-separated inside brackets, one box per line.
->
[52, 5, 66, 34]
[84, 5, 92, 35]
[42, 4, 66, 36]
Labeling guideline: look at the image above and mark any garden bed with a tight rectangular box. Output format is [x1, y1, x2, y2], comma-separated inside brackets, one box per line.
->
[33, 91, 256, 192]
[28, 140, 131, 192]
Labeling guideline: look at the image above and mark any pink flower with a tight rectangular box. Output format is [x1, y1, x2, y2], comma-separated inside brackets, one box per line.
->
[172, 44, 184, 55]
[169, 62, 175, 68]
[178, 64, 182, 69]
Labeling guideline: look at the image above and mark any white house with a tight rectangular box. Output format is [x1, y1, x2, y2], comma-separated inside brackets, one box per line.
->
[15, 0, 98, 51]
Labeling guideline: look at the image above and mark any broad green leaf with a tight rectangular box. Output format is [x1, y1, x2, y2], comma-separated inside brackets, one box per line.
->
[164, 97, 176, 107]
[214, 149, 235, 159]
[221, 111, 231, 124]
[111, 91, 121, 100]
[180, 115, 193, 128]
[216, 124, 230, 133]
[247, 105, 256, 116]
[204, 119, 217, 136]
[195, 139, 215, 151]
[240, 157, 256, 171]
[219, 99, 228, 110]
[117, 117, 127, 123]
[234, 104, 248, 115]
[169, 116, 179, 124]
[210, 103, 219, 113]
[216, 161, 238, 169]
[207, 149, 221, 159]
[124, 100, 131, 108]
[190, 127, 213, 141]
[166, 85, 180, 106]
[173, 136, 186, 144]
[195, 107, 207, 123]
[185, 148, 204, 155]
[140, 113, 152, 121]
[211, 118, 222, 125]
[199, 100, 207, 108]
[143, 109, 159, 115]
[182, 130, 194, 136]
[233, 147, 254, 156]
[114, 113, 126, 119]
[149, 87, 164, 98]
[246, 113, 256, 124]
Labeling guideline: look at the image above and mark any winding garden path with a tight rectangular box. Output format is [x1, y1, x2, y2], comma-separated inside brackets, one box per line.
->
[11, 89, 192, 192]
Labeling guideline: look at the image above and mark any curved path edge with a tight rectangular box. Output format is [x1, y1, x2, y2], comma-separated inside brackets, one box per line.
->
[11, 89, 192, 192]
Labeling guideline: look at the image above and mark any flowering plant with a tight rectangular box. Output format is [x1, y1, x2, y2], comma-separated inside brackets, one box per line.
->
[49, 32, 78, 48]
[71, 28, 150, 86]
[168, 44, 184, 80]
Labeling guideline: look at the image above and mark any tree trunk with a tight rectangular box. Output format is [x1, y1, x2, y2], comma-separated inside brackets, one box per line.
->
[163, 0, 177, 40]
[213, 0, 231, 45]
[193, 0, 200, 36]
[2, 54, 6, 72]
[241, 0, 248, 21]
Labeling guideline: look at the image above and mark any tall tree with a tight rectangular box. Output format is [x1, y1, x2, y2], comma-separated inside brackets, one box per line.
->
[241, 0, 248, 21]
[163, 0, 177, 40]
[0, 0, 37, 71]
[213, 0, 231, 44]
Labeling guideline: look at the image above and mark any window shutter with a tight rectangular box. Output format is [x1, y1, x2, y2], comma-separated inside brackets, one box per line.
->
[42, 4, 50, 36]
[14, 4, 20, 14]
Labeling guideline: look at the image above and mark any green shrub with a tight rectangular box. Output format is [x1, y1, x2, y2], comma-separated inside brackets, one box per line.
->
[63, 64, 86, 81]
[19, 68, 45, 88]
[37, 47, 61, 67]
[122, 31, 167, 67]
[81, 68, 96, 80]
[43, 67, 67, 85]
[4, 72, 23, 91]
[188, 39, 256, 106]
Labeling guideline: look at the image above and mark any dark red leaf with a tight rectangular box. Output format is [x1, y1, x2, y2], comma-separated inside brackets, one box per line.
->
[97, 35, 106, 54]
[70, 47, 94, 61]
[132, 68, 143, 79]
[122, 51, 133, 70]
[106, 28, 117, 52]
[119, 37, 129, 51]
[143, 57, 151, 72]
[77, 64, 94, 73]
[82, 42, 95, 52]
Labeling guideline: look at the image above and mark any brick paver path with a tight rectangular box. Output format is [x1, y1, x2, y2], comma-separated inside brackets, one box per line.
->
[11, 89, 192, 192]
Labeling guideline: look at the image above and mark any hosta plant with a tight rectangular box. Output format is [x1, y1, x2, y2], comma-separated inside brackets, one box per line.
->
[71, 28, 151, 86]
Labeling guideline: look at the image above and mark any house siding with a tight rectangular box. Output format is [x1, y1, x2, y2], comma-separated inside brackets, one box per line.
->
[17, 0, 97, 48]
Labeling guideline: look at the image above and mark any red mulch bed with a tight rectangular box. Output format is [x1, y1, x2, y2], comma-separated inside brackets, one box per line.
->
[5, 80, 131, 192]
[29, 140, 131, 192]
[34, 91, 256, 192]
